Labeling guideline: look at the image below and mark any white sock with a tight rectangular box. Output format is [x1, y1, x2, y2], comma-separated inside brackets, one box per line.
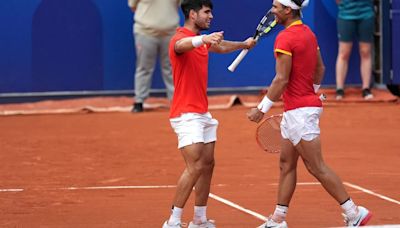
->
[271, 205, 288, 222]
[168, 206, 183, 225]
[341, 198, 358, 219]
[193, 206, 207, 224]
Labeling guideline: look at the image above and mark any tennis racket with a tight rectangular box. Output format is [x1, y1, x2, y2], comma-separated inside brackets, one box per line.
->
[228, 9, 277, 72]
[256, 114, 282, 153]
[255, 94, 327, 153]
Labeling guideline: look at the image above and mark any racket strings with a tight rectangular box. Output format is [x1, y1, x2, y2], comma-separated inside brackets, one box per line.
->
[256, 115, 282, 153]
[257, 14, 277, 36]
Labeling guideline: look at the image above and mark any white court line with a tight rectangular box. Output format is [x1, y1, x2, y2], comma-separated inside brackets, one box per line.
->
[1, 182, 398, 207]
[0, 188, 24, 192]
[330, 225, 400, 228]
[0, 184, 227, 192]
[208, 193, 267, 221]
[1, 183, 399, 227]
[0, 185, 178, 192]
[0, 184, 268, 222]
[360, 226, 400, 228]
[271, 182, 400, 206]
[269, 182, 321, 186]
[343, 182, 400, 205]
[60, 185, 268, 222]
[61, 185, 177, 190]
[60, 184, 227, 190]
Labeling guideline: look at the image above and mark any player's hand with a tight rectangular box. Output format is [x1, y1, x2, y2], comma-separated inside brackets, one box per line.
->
[247, 108, 264, 123]
[244, 37, 256, 49]
[203, 31, 224, 45]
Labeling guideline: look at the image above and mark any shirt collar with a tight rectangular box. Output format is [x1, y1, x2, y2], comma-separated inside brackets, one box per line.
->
[286, 20, 303, 29]
[178, 27, 198, 36]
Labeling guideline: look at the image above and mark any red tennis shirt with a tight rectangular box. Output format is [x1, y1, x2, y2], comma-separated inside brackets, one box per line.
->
[169, 27, 211, 118]
[274, 20, 322, 111]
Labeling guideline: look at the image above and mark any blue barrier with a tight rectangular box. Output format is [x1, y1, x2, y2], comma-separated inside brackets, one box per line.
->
[392, 0, 400, 84]
[0, 0, 366, 94]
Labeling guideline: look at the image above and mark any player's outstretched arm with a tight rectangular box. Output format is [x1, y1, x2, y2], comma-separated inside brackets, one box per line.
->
[174, 31, 224, 54]
[210, 37, 256, 54]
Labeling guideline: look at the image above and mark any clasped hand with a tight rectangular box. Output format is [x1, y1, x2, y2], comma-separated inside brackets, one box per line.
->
[247, 108, 264, 123]
[203, 31, 224, 45]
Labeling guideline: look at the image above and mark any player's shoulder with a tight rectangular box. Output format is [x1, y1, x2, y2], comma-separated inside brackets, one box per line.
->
[277, 28, 291, 37]
[301, 24, 316, 34]
[301, 24, 318, 40]
[173, 27, 187, 34]
[171, 28, 187, 42]
[276, 28, 295, 41]
[289, 24, 317, 39]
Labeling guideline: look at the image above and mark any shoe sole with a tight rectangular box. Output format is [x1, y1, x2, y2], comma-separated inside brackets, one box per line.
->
[360, 212, 372, 226]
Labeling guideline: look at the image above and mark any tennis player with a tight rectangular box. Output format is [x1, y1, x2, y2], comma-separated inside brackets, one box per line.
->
[163, 0, 256, 227]
[247, 0, 372, 227]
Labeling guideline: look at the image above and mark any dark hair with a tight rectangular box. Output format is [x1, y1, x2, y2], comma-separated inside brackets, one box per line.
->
[282, 0, 303, 18]
[180, 0, 213, 20]
[291, 0, 304, 7]
[291, 9, 301, 18]
[292, 0, 305, 17]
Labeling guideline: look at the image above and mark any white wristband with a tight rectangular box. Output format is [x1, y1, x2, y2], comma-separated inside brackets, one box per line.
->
[192, 35, 205, 48]
[257, 96, 274, 113]
[313, 84, 320, 93]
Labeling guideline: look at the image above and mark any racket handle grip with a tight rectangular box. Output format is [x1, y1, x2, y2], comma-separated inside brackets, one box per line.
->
[228, 49, 249, 72]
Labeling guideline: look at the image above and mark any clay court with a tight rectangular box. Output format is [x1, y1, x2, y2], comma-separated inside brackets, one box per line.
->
[0, 90, 399, 227]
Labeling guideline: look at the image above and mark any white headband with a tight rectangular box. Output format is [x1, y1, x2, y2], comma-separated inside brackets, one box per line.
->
[277, 0, 309, 10]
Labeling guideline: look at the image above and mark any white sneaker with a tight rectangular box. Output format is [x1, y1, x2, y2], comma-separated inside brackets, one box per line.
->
[188, 219, 216, 228]
[343, 206, 372, 227]
[162, 220, 186, 228]
[257, 218, 288, 228]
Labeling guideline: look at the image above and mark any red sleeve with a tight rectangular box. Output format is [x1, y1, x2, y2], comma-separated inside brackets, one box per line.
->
[274, 32, 292, 58]
[169, 32, 187, 56]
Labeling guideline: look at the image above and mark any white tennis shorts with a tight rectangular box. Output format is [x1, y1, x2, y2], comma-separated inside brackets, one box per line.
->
[170, 112, 219, 149]
[280, 107, 323, 146]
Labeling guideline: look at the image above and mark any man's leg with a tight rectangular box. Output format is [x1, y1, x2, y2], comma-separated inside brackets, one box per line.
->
[358, 16, 374, 95]
[194, 142, 215, 206]
[295, 137, 349, 204]
[277, 139, 299, 206]
[359, 42, 372, 90]
[165, 142, 207, 226]
[335, 41, 353, 91]
[173, 143, 208, 208]
[257, 139, 297, 227]
[160, 35, 175, 101]
[336, 18, 355, 99]
[271, 139, 299, 223]
[191, 142, 215, 225]
[295, 137, 372, 225]
[134, 33, 158, 104]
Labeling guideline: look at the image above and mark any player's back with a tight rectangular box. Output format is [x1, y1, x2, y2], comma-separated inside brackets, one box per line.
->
[275, 22, 321, 111]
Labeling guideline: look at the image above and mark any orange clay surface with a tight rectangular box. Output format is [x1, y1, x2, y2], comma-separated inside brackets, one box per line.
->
[0, 103, 399, 227]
